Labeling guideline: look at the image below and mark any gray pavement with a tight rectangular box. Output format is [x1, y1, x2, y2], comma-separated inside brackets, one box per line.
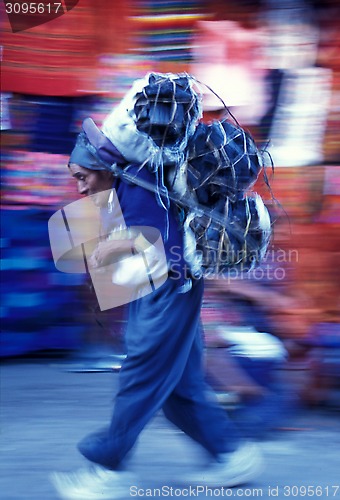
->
[1, 359, 340, 499]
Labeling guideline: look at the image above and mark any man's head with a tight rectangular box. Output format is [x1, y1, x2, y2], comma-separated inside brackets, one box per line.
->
[68, 121, 125, 207]
[68, 163, 114, 206]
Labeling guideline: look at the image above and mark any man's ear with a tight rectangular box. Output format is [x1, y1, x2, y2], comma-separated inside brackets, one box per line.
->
[100, 170, 114, 182]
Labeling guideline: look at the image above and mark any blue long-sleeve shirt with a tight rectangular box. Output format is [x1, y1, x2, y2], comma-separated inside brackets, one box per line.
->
[101, 165, 188, 288]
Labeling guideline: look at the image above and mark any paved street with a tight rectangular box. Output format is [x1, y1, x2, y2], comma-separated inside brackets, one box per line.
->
[1, 358, 339, 499]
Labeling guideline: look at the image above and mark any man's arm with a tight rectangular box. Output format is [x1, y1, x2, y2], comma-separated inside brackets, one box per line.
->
[89, 231, 150, 269]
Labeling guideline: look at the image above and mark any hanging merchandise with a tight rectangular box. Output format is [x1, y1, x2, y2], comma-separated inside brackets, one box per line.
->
[264, 67, 332, 167]
[190, 20, 268, 124]
[1, 207, 86, 357]
[1, 151, 75, 208]
[260, 0, 332, 166]
[129, 0, 207, 65]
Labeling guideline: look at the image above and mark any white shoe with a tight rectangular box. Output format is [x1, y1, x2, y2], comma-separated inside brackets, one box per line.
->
[50, 465, 135, 499]
[183, 442, 264, 487]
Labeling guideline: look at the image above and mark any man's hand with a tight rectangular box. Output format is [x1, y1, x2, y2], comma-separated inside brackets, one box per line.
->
[89, 230, 152, 269]
[89, 239, 134, 268]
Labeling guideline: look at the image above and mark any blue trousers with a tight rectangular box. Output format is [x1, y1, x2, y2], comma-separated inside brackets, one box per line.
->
[78, 277, 241, 469]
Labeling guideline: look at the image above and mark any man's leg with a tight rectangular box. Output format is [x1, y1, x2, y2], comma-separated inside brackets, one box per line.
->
[79, 277, 227, 469]
[162, 327, 242, 456]
[52, 277, 261, 498]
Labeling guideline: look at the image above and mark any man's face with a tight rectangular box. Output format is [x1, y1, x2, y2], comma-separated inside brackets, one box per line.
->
[69, 163, 113, 207]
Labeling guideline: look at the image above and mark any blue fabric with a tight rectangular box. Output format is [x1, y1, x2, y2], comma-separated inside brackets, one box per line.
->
[78, 277, 241, 469]
[1, 208, 85, 357]
[69, 133, 107, 171]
